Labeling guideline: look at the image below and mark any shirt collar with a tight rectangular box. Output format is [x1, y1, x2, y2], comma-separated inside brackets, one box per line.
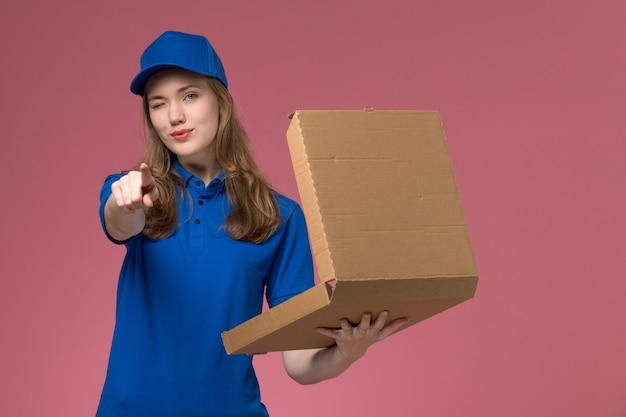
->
[172, 158, 225, 190]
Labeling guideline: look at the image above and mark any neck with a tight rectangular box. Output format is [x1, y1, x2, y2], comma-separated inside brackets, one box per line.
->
[178, 157, 221, 186]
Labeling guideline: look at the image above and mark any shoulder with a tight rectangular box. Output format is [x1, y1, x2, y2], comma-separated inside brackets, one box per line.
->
[99, 172, 125, 199]
[100, 172, 124, 195]
[102, 172, 125, 187]
[274, 192, 304, 221]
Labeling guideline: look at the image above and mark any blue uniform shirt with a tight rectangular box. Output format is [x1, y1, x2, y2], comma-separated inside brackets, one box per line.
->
[96, 160, 314, 417]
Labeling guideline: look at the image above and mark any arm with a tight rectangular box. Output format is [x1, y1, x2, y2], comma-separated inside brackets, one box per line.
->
[282, 311, 408, 385]
[104, 163, 159, 241]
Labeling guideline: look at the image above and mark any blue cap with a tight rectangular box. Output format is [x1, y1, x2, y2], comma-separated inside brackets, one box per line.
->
[130, 31, 228, 96]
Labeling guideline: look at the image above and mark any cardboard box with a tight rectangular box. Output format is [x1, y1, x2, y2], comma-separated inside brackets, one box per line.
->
[221, 109, 478, 355]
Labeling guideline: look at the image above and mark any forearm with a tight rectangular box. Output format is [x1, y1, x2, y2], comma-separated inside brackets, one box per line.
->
[282, 312, 408, 385]
[104, 195, 147, 241]
[282, 346, 360, 385]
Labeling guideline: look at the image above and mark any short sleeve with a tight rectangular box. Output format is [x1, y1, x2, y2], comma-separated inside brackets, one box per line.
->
[264, 198, 315, 308]
[99, 173, 130, 245]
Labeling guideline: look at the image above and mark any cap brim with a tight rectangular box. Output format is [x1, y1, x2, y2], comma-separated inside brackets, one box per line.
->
[130, 64, 182, 96]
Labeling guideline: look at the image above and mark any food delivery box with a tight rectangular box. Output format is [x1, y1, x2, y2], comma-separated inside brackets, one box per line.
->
[222, 108, 479, 355]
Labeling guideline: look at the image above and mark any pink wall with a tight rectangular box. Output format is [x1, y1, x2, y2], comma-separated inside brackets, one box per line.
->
[1, 0, 625, 416]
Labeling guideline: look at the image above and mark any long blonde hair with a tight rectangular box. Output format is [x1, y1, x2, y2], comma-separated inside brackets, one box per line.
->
[140, 77, 281, 243]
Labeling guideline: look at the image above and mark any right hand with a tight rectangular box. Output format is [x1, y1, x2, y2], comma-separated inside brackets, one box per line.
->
[110, 163, 159, 213]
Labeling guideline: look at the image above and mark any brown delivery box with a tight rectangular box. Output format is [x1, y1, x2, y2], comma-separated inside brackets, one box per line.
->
[222, 109, 478, 355]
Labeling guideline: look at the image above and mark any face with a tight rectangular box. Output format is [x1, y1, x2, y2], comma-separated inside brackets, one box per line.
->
[144, 68, 220, 169]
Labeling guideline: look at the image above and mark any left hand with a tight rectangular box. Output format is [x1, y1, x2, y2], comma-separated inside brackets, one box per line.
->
[316, 311, 408, 361]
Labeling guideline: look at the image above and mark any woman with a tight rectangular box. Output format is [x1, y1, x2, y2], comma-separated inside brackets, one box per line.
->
[97, 30, 406, 417]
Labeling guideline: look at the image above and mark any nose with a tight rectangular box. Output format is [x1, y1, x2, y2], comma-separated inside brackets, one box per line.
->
[168, 103, 185, 125]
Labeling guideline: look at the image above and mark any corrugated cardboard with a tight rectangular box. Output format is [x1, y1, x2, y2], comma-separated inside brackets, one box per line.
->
[222, 109, 478, 355]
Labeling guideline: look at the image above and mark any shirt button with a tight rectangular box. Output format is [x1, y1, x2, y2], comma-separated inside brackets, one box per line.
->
[195, 181, 201, 187]
[198, 200, 204, 206]
[194, 219, 201, 224]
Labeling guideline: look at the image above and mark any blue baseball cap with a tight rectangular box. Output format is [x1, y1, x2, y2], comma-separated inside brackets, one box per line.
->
[130, 31, 228, 96]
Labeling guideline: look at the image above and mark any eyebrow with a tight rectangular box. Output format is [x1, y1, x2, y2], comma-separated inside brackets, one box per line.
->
[147, 84, 202, 101]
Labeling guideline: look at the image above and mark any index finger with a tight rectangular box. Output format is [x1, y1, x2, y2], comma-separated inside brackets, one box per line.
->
[139, 163, 154, 188]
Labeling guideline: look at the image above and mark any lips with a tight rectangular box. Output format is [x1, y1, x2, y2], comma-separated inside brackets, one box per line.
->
[171, 129, 192, 141]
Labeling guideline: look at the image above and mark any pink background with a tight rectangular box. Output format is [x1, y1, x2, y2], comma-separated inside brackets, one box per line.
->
[1, 0, 625, 416]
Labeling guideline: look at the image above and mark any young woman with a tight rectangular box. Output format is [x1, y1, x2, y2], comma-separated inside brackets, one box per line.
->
[96, 30, 406, 417]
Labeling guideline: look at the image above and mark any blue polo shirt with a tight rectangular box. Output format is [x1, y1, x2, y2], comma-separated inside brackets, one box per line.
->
[96, 160, 314, 417]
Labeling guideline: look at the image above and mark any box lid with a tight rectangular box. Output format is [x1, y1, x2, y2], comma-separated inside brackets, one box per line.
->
[286, 109, 477, 283]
